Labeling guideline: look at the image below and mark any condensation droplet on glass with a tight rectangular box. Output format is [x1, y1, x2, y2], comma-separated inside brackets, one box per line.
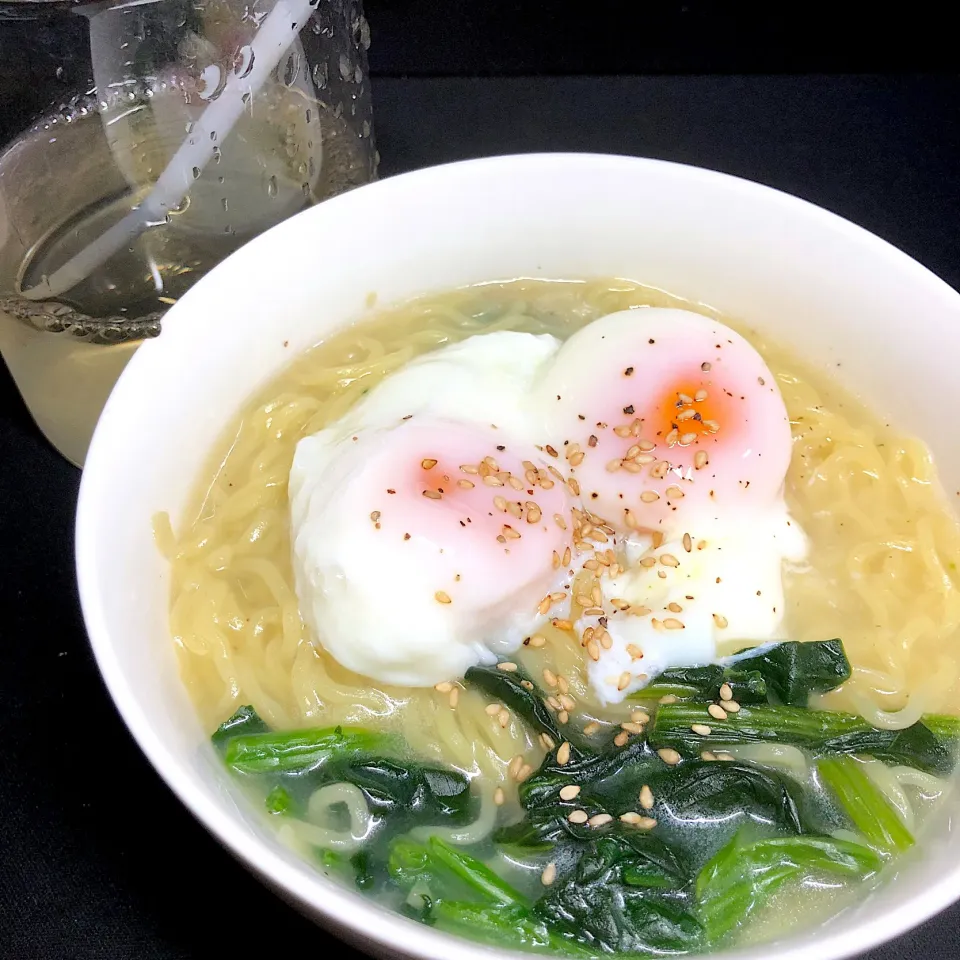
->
[235, 45, 256, 79]
[198, 63, 224, 101]
[305, 108, 312, 124]
[333, 101, 343, 119]
[210, 129, 217, 141]
[221, 198, 229, 212]
[185, 121, 195, 134]
[213, 146, 222, 164]
[218, 175, 225, 184]
[192, 166, 201, 179]
[312, 61, 328, 88]
[338, 53, 352, 81]
[267, 175, 278, 198]
[308, 156, 316, 177]
[361, 119, 370, 138]
[302, 181, 311, 198]
[359, 15, 371, 50]
[55, 66, 65, 80]
[354, 65, 363, 84]
[242, 91, 252, 105]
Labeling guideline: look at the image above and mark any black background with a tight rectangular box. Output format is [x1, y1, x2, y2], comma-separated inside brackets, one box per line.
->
[4, 2, 960, 959]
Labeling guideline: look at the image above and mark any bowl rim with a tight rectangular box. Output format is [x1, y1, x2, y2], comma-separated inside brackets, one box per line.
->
[76, 151, 960, 960]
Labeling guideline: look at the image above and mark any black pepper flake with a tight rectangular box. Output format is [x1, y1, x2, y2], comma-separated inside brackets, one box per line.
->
[387, 488, 396, 494]
[404, 532, 411, 539]
[623, 404, 635, 415]
[591, 492, 599, 499]
[496, 445, 505, 451]
[624, 366, 634, 376]
[648, 338, 655, 344]
[578, 414, 586, 421]
[588, 435, 598, 447]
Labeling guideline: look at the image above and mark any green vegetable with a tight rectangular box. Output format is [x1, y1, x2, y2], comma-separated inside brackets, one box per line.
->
[535, 837, 703, 954]
[223, 725, 395, 775]
[212, 704, 269, 748]
[696, 832, 883, 942]
[388, 837, 526, 907]
[431, 901, 594, 956]
[265, 785, 293, 815]
[429, 837, 526, 907]
[921, 713, 960, 742]
[730, 639, 851, 706]
[465, 662, 577, 753]
[649, 703, 951, 774]
[333, 758, 473, 824]
[629, 665, 767, 705]
[816, 756, 914, 853]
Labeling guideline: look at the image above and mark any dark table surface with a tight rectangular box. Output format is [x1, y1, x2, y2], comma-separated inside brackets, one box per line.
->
[4, 74, 960, 959]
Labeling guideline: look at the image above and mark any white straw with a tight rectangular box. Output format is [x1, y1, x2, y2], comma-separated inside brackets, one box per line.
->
[21, 0, 314, 301]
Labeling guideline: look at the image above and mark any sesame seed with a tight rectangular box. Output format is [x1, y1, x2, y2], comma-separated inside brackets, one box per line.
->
[614, 424, 633, 437]
[567, 478, 581, 496]
[665, 485, 685, 499]
[497, 661, 518, 672]
[460, 464, 479, 474]
[679, 432, 697, 445]
[483, 475, 503, 487]
[542, 668, 558, 687]
[545, 445, 559, 458]
[541, 862, 557, 886]
[508, 475, 525, 491]
[529, 635, 547, 648]
[631, 711, 651, 725]
[614, 731, 630, 747]
[659, 694, 678, 705]
[657, 748, 682, 765]
[703, 419, 720, 433]
[568, 809, 589, 824]
[620, 722, 644, 735]
[508, 754, 524, 779]
[665, 428, 679, 446]
[541, 733, 556, 751]
[701, 362, 712, 372]
[552, 618, 574, 631]
[449, 688, 460, 706]
[663, 618, 685, 630]
[498, 708, 510, 728]
[650, 461, 669, 480]
[598, 631, 613, 650]
[719, 683, 733, 701]
[435, 681, 453, 693]
[618, 812, 643, 825]
[691, 723, 712, 736]
[716, 752, 736, 762]
[493, 786, 505, 806]
[516, 764, 534, 782]
[701, 750, 718, 761]
[589, 813, 613, 827]
[559, 784, 581, 801]
[631, 606, 652, 617]
[725, 700, 741, 713]
[660, 553, 680, 567]
[485, 702, 501, 716]
[694, 450, 709, 470]
[708, 703, 728, 721]
[435, 591, 452, 604]
[682, 533, 693, 553]
[639, 785, 654, 810]
[502, 525, 521, 540]
[556, 742, 571, 766]
[667, 602, 683, 613]
[694, 389, 708, 402]
[558, 710, 570, 724]
[562, 546, 571, 566]
[583, 721, 602, 736]
[586, 639, 600, 661]
[713, 613, 729, 628]
[617, 671, 632, 691]
[423, 489, 442, 500]
[520, 680, 534, 690]
[640, 490, 660, 503]
[421, 458, 438, 469]
[676, 408, 696, 421]
[632, 815, 658, 830]
[457, 479, 475, 490]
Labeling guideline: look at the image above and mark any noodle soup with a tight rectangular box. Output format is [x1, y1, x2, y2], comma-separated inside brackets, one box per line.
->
[158, 278, 960, 956]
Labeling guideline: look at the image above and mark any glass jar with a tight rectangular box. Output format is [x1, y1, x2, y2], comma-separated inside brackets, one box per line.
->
[0, 0, 376, 466]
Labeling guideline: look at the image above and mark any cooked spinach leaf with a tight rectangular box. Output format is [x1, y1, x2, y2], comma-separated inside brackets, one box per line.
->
[696, 831, 883, 942]
[650, 703, 951, 774]
[731, 639, 850, 706]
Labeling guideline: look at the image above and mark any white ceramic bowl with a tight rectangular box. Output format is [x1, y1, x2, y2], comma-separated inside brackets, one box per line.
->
[77, 153, 960, 960]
